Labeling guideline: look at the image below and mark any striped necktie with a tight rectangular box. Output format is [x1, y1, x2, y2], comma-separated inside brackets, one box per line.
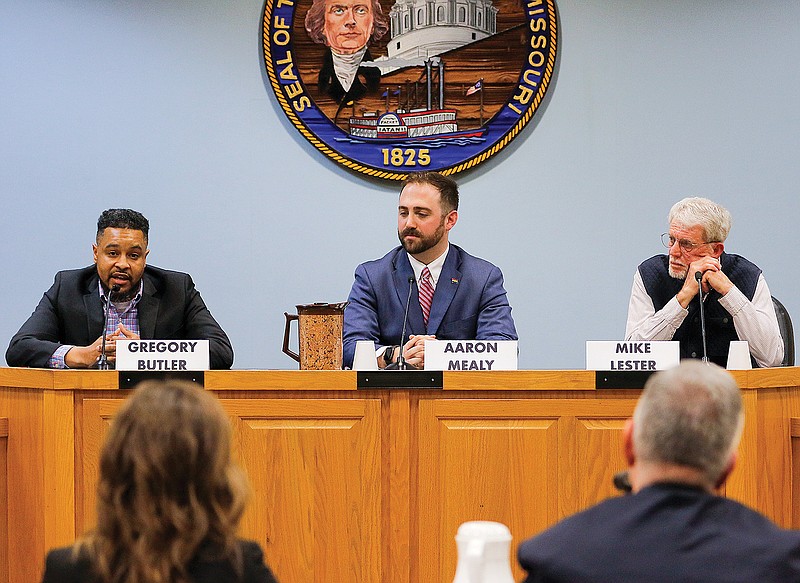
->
[418, 266, 434, 326]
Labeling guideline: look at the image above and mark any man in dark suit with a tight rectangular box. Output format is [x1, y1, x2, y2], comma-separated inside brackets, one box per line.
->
[6, 209, 233, 370]
[517, 360, 800, 583]
[342, 171, 517, 369]
[304, 0, 388, 106]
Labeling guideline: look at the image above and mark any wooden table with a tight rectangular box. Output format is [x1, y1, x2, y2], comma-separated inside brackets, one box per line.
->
[1, 367, 799, 583]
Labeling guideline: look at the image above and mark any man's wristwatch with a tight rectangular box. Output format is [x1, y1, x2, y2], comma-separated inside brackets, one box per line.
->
[383, 345, 397, 366]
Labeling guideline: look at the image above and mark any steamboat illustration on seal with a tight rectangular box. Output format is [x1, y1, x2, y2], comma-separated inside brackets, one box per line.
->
[347, 57, 487, 142]
[262, 0, 559, 179]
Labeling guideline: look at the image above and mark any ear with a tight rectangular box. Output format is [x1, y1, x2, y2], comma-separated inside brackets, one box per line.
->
[710, 241, 724, 259]
[92, 243, 98, 264]
[623, 418, 635, 467]
[444, 210, 458, 231]
[714, 451, 737, 489]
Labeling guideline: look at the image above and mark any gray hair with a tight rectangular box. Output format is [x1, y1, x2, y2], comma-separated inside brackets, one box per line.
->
[668, 197, 732, 243]
[632, 360, 744, 486]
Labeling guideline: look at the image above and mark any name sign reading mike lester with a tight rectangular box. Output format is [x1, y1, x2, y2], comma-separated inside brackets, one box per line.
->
[425, 340, 518, 371]
[116, 340, 210, 372]
[585, 341, 679, 371]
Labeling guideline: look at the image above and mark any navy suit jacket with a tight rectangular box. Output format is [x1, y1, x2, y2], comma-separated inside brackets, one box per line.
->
[518, 482, 800, 583]
[6, 265, 234, 370]
[342, 245, 517, 368]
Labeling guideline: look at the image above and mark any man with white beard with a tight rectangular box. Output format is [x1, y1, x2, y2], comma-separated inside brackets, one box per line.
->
[625, 197, 782, 367]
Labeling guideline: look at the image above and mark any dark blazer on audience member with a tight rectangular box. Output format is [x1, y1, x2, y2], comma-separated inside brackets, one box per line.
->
[342, 244, 517, 368]
[6, 265, 234, 369]
[517, 482, 800, 583]
[41, 539, 278, 583]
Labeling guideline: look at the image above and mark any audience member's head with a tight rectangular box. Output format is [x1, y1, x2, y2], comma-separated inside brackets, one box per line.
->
[627, 360, 744, 492]
[81, 380, 248, 582]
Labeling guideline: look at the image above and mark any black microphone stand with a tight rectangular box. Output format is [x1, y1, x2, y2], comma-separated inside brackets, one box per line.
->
[387, 276, 415, 370]
[97, 284, 119, 370]
[695, 270, 709, 364]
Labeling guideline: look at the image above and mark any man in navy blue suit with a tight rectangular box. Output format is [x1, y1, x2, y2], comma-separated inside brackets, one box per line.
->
[342, 171, 517, 369]
[517, 360, 800, 583]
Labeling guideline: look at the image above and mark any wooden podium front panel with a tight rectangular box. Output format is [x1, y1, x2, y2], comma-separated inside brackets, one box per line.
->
[417, 398, 635, 583]
[79, 395, 385, 583]
[227, 398, 383, 583]
[79, 397, 125, 533]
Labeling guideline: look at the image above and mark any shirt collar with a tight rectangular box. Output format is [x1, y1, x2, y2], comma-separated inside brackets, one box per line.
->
[407, 244, 449, 287]
[97, 279, 143, 306]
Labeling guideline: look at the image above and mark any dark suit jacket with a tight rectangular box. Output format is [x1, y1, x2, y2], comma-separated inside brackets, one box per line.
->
[318, 47, 381, 105]
[342, 245, 517, 368]
[518, 482, 800, 583]
[6, 265, 234, 369]
[41, 539, 278, 583]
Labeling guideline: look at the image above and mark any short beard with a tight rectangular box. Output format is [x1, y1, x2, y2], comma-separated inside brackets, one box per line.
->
[668, 265, 687, 280]
[398, 218, 446, 256]
[103, 280, 138, 302]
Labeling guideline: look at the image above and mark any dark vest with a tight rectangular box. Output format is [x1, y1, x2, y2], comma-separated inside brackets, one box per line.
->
[638, 253, 761, 367]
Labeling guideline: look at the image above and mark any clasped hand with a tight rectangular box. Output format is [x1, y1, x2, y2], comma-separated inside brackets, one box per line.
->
[64, 323, 140, 368]
[401, 334, 436, 369]
[677, 256, 734, 308]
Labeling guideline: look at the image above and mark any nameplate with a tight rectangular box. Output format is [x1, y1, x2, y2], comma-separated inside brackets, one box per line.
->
[116, 340, 210, 371]
[586, 341, 679, 371]
[424, 340, 518, 371]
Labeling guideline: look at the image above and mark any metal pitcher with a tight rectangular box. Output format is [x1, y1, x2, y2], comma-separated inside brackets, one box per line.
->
[282, 302, 349, 370]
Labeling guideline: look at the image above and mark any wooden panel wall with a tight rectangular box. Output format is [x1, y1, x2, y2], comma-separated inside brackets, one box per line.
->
[0, 418, 8, 583]
[2, 369, 800, 583]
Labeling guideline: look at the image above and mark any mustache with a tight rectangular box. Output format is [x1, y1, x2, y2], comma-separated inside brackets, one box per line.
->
[400, 228, 422, 238]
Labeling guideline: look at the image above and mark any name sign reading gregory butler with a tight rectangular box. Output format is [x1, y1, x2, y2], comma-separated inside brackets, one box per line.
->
[585, 341, 679, 372]
[116, 340, 210, 372]
[424, 340, 518, 371]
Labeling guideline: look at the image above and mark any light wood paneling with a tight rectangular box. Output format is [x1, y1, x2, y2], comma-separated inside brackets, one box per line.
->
[2, 368, 800, 582]
[230, 398, 383, 583]
[417, 399, 635, 583]
[0, 418, 8, 583]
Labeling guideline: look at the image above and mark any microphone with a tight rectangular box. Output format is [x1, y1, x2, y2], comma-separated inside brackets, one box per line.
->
[97, 284, 120, 370]
[387, 276, 415, 370]
[695, 270, 709, 363]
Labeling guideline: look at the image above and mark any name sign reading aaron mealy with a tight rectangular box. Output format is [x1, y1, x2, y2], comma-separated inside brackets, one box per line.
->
[425, 340, 518, 371]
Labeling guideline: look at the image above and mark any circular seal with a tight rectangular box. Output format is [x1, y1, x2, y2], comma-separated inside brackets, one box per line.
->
[262, 0, 558, 180]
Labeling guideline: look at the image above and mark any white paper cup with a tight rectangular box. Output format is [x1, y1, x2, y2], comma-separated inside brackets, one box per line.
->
[353, 340, 378, 370]
[727, 340, 752, 370]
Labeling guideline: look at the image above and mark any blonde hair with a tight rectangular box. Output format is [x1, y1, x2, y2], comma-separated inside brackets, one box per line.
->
[78, 381, 248, 583]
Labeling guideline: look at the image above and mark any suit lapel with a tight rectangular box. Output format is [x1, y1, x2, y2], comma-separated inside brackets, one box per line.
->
[137, 274, 159, 338]
[426, 247, 461, 335]
[393, 251, 425, 336]
[83, 274, 104, 341]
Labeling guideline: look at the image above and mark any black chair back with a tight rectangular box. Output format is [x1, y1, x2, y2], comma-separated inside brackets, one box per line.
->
[772, 296, 795, 366]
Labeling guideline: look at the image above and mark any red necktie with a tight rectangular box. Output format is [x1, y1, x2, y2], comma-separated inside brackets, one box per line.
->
[418, 267, 434, 326]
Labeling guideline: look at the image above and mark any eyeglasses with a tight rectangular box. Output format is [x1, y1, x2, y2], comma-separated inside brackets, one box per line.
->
[661, 233, 717, 252]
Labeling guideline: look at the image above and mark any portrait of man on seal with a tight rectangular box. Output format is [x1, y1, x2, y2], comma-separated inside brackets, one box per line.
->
[304, 0, 390, 104]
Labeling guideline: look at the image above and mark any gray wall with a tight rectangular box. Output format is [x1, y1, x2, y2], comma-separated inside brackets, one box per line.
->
[2, 1, 798, 370]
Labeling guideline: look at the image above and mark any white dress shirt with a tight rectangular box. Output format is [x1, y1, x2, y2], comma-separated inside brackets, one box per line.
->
[625, 270, 784, 368]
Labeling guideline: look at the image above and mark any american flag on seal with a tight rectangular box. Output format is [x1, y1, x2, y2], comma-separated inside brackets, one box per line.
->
[465, 80, 483, 96]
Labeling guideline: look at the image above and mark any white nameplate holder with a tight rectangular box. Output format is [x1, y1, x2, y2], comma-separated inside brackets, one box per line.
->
[116, 339, 210, 371]
[424, 340, 518, 371]
[586, 341, 679, 371]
